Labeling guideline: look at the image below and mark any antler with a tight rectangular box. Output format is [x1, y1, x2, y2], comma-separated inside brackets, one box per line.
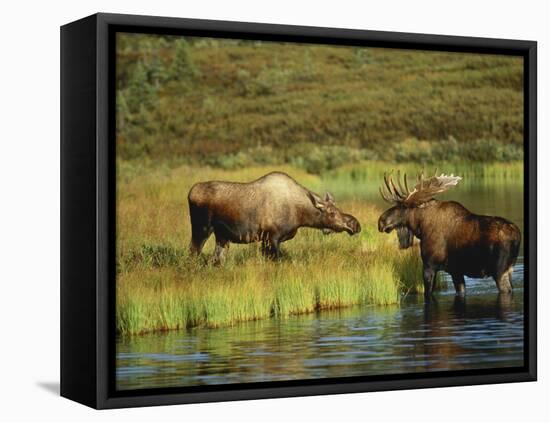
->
[380, 171, 462, 205]
[379, 171, 411, 203]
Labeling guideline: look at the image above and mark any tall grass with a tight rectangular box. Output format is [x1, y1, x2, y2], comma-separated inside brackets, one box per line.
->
[116, 250, 405, 335]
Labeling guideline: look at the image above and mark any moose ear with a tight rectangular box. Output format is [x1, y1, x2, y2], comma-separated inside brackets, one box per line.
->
[325, 191, 335, 203]
[308, 192, 326, 211]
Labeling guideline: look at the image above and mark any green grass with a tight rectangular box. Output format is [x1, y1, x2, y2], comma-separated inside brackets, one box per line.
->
[116, 247, 408, 335]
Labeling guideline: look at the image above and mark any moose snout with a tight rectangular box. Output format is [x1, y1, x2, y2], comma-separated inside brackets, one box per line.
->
[378, 218, 393, 233]
[350, 219, 361, 235]
[344, 215, 361, 235]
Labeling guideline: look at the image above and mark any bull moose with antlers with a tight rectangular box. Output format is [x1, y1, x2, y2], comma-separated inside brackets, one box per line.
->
[378, 171, 521, 298]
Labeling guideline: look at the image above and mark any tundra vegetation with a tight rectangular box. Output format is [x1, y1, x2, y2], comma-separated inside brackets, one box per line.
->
[115, 34, 524, 335]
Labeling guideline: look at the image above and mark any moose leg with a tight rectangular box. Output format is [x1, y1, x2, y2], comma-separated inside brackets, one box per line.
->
[190, 230, 211, 255]
[493, 246, 515, 293]
[423, 266, 437, 300]
[494, 267, 513, 293]
[212, 236, 230, 265]
[451, 274, 466, 295]
[189, 205, 212, 255]
[261, 237, 281, 260]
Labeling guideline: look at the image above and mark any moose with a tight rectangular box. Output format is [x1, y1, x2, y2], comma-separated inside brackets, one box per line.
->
[188, 171, 361, 263]
[377, 171, 521, 298]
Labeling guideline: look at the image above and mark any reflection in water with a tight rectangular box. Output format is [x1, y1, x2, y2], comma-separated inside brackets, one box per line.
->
[117, 260, 524, 390]
[116, 180, 525, 391]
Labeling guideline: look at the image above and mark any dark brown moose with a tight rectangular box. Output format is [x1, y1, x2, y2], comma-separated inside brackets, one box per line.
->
[188, 171, 361, 263]
[377, 172, 521, 298]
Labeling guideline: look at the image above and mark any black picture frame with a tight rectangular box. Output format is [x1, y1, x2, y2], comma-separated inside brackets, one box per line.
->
[60, 12, 537, 409]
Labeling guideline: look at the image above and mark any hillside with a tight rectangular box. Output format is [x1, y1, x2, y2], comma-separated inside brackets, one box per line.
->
[116, 33, 524, 172]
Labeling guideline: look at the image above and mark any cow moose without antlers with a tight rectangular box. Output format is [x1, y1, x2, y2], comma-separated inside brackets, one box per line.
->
[377, 171, 521, 298]
[188, 171, 361, 264]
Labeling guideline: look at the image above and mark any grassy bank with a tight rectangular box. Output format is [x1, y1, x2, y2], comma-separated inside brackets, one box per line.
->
[116, 204, 426, 335]
[115, 161, 522, 336]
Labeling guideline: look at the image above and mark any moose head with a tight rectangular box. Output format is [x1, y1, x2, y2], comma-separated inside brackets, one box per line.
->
[310, 191, 361, 236]
[377, 171, 462, 248]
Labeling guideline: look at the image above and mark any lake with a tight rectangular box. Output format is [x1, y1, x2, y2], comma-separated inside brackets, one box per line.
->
[116, 174, 525, 390]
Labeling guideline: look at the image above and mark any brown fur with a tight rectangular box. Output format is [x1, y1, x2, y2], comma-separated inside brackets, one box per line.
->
[188, 172, 360, 263]
[379, 200, 521, 296]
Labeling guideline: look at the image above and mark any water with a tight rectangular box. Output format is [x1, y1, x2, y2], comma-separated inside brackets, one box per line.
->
[116, 177, 525, 391]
